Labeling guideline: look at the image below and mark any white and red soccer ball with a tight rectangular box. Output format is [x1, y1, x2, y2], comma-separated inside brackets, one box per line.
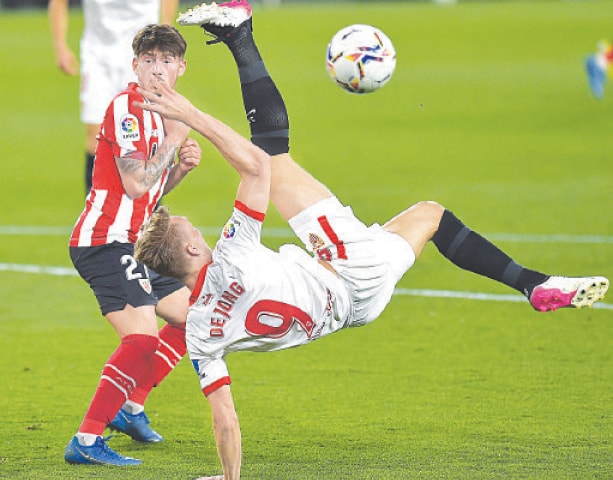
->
[326, 24, 396, 94]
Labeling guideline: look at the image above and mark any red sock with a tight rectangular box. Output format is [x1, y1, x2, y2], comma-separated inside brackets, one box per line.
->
[78, 334, 159, 435]
[129, 323, 187, 405]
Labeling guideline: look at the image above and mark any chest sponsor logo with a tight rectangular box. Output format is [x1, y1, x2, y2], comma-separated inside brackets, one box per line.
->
[120, 114, 140, 141]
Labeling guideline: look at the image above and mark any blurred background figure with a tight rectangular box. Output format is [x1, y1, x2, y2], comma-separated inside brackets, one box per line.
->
[585, 39, 613, 99]
[48, 0, 179, 194]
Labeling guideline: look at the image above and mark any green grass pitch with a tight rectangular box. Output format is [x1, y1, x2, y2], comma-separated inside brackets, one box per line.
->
[1, 1, 612, 478]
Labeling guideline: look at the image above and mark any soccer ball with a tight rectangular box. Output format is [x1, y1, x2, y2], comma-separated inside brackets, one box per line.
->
[326, 24, 396, 94]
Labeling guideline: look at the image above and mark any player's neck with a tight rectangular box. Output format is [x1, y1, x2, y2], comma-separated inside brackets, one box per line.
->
[184, 258, 210, 292]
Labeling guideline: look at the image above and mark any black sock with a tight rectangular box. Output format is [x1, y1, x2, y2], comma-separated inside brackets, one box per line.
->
[241, 77, 289, 155]
[222, 18, 260, 68]
[221, 19, 289, 155]
[85, 153, 95, 195]
[432, 210, 548, 296]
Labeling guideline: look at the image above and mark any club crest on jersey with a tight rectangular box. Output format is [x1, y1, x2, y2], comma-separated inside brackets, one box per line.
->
[120, 114, 140, 141]
[138, 277, 152, 294]
[308, 233, 325, 250]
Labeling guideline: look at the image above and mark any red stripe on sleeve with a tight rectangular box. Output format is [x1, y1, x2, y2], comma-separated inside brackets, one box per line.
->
[235, 200, 266, 222]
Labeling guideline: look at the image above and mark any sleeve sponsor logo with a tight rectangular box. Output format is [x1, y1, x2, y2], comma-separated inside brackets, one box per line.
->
[222, 221, 237, 239]
[222, 216, 242, 240]
[120, 114, 140, 141]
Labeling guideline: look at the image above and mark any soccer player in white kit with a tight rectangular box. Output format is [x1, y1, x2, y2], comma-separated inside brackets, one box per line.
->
[134, 2, 609, 478]
[48, 0, 179, 194]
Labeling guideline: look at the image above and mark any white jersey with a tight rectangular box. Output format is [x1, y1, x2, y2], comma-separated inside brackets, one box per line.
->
[82, 0, 161, 51]
[79, 0, 162, 124]
[187, 201, 353, 396]
[188, 197, 416, 396]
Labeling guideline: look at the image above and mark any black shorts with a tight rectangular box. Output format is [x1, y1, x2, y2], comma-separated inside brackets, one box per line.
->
[69, 242, 185, 315]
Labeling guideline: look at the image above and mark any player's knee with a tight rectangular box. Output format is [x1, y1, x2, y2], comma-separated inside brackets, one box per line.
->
[121, 333, 160, 362]
[384, 200, 443, 239]
[410, 200, 445, 230]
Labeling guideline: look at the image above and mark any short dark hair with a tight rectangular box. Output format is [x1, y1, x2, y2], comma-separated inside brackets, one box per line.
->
[132, 24, 187, 59]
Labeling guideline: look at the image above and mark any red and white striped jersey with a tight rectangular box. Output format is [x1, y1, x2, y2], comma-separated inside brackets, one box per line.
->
[70, 83, 169, 247]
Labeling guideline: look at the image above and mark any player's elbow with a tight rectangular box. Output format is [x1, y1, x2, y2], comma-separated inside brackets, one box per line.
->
[123, 181, 149, 200]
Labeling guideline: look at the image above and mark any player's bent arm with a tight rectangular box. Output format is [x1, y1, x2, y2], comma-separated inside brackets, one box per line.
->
[135, 82, 270, 213]
[116, 133, 185, 199]
[188, 110, 271, 214]
[207, 385, 242, 480]
[164, 138, 202, 194]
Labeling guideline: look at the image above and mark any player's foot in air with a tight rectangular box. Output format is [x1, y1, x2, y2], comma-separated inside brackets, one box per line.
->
[108, 408, 163, 443]
[177, 1, 252, 44]
[585, 54, 607, 99]
[64, 435, 142, 466]
[528, 276, 609, 312]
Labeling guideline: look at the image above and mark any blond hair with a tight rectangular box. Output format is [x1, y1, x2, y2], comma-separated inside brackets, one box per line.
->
[135, 206, 188, 280]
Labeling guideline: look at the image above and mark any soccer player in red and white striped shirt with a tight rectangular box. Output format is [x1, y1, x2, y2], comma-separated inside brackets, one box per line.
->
[65, 24, 201, 466]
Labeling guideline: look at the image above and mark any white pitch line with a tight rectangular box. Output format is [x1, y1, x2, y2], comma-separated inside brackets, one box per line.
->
[0, 225, 612, 244]
[0, 263, 610, 310]
[0, 263, 77, 276]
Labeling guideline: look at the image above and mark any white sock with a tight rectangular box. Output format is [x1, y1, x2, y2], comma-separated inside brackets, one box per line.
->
[75, 432, 100, 446]
[122, 400, 144, 415]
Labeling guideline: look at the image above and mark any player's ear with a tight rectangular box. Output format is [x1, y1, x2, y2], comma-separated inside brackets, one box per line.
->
[186, 243, 198, 256]
[177, 59, 187, 78]
[132, 56, 139, 74]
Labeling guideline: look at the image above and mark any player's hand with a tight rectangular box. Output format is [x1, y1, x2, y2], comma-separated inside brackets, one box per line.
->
[55, 45, 78, 76]
[177, 138, 202, 173]
[135, 78, 197, 124]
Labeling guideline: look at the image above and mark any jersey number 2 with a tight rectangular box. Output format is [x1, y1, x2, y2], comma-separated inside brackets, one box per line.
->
[120, 254, 143, 281]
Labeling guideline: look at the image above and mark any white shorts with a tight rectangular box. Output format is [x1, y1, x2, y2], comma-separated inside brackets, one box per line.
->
[79, 43, 136, 125]
[288, 197, 416, 326]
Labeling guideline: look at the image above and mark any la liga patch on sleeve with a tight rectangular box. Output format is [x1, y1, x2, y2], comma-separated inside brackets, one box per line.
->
[120, 114, 140, 141]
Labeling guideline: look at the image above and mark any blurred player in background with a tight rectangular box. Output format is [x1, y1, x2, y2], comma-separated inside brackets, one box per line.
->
[48, 0, 179, 194]
[133, 2, 609, 477]
[64, 24, 201, 467]
[585, 39, 613, 99]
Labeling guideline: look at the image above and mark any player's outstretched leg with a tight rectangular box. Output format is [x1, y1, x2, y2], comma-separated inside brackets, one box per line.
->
[178, 1, 331, 219]
[528, 276, 609, 312]
[389, 204, 609, 313]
